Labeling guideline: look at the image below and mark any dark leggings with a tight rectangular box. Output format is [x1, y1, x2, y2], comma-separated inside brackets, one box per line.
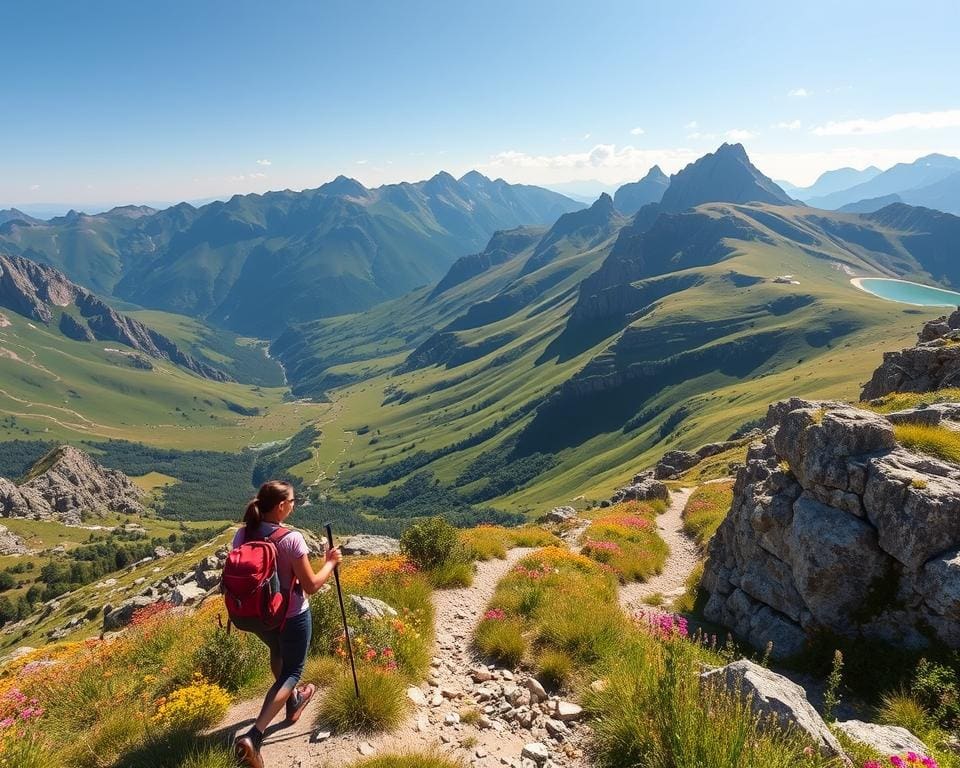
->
[252, 608, 312, 694]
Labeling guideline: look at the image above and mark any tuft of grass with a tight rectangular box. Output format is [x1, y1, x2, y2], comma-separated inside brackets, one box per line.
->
[459, 706, 482, 725]
[877, 691, 934, 737]
[536, 648, 574, 690]
[643, 593, 666, 607]
[673, 561, 705, 614]
[911, 477, 928, 489]
[682, 481, 734, 548]
[894, 423, 960, 464]
[865, 388, 960, 414]
[459, 526, 507, 561]
[507, 526, 560, 548]
[316, 667, 408, 734]
[428, 559, 474, 588]
[350, 752, 465, 768]
[580, 500, 669, 583]
[474, 617, 527, 667]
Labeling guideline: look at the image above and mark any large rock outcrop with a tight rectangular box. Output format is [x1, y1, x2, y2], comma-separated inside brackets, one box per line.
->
[0, 445, 145, 524]
[861, 308, 960, 399]
[0, 524, 28, 555]
[703, 398, 960, 658]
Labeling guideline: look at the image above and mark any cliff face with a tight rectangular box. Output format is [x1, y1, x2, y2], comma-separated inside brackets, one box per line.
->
[861, 308, 960, 400]
[0, 445, 145, 525]
[0, 252, 230, 382]
[702, 398, 960, 659]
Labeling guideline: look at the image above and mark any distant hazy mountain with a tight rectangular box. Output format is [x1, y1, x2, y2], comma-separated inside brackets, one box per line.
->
[787, 166, 882, 202]
[838, 194, 903, 213]
[0, 173, 582, 338]
[900, 171, 960, 216]
[613, 166, 670, 215]
[0, 209, 42, 226]
[808, 154, 960, 209]
[659, 143, 794, 213]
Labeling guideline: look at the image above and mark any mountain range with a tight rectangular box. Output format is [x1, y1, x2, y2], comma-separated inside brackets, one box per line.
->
[265, 143, 954, 510]
[0, 173, 581, 339]
[4, 142, 960, 510]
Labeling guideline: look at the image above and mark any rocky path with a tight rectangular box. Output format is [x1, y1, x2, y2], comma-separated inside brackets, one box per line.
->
[618, 487, 698, 614]
[219, 547, 590, 768]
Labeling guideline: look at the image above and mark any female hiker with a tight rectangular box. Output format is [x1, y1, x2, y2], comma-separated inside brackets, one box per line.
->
[228, 480, 342, 768]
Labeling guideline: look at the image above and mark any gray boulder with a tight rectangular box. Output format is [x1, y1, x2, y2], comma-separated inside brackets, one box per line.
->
[171, 583, 207, 606]
[654, 450, 702, 479]
[341, 535, 400, 556]
[350, 595, 397, 620]
[538, 506, 577, 523]
[612, 478, 669, 504]
[103, 596, 157, 630]
[0, 524, 29, 555]
[701, 660, 843, 757]
[834, 720, 928, 756]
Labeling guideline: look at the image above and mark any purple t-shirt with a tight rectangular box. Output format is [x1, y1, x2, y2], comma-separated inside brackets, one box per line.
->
[231, 523, 309, 618]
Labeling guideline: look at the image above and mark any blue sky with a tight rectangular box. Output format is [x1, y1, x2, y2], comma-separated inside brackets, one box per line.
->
[3, 0, 960, 209]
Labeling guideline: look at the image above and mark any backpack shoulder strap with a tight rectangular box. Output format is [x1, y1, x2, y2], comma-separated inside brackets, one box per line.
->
[266, 526, 292, 544]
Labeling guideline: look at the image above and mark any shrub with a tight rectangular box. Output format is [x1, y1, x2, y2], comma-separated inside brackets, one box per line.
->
[912, 658, 960, 728]
[474, 616, 526, 667]
[316, 667, 407, 733]
[507, 526, 559, 548]
[152, 675, 230, 732]
[536, 648, 573, 690]
[194, 626, 265, 693]
[400, 517, 463, 570]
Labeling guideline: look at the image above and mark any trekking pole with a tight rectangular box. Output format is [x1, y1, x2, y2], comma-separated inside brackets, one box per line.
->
[325, 523, 360, 698]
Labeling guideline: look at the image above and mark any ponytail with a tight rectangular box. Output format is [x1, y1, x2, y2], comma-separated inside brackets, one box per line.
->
[243, 498, 261, 534]
[243, 480, 293, 535]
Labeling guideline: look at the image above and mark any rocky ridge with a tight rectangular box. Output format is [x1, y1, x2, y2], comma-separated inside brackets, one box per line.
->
[861, 307, 960, 399]
[702, 397, 960, 658]
[0, 445, 145, 525]
[0, 252, 230, 381]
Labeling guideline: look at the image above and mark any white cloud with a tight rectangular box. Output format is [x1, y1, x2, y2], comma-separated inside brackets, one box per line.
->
[28, 184, 40, 191]
[684, 121, 698, 130]
[480, 144, 702, 181]
[788, 88, 810, 97]
[630, 126, 645, 136]
[250, 172, 266, 179]
[582, 133, 591, 140]
[356, 159, 369, 165]
[256, 159, 272, 166]
[812, 109, 960, 136]
[776, 120, 802, 131]
[725, 129, 756, 140]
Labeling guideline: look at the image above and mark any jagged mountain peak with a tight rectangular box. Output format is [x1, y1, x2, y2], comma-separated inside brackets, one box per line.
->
[318, 175, 369, 197]
[660, 143, 793, 213]
[614, 166, 670, 215]
[459, 170, 492, 186]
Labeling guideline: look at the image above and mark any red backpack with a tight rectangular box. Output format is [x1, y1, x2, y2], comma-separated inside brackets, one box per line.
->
[221, 527, 298, 631]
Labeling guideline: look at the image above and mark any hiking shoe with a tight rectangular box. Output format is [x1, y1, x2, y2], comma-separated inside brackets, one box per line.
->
[285, 683, 316, 724]
[234, 736, 264, 768]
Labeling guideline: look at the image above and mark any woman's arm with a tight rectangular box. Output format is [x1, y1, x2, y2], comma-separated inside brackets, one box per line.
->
[292, 546, 343, 595]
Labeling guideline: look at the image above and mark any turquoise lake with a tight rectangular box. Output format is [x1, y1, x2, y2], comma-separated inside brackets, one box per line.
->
[855, 278, 960, 307]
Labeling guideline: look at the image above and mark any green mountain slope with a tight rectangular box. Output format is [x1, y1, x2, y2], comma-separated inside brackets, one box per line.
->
[0, 175, 581, 339]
